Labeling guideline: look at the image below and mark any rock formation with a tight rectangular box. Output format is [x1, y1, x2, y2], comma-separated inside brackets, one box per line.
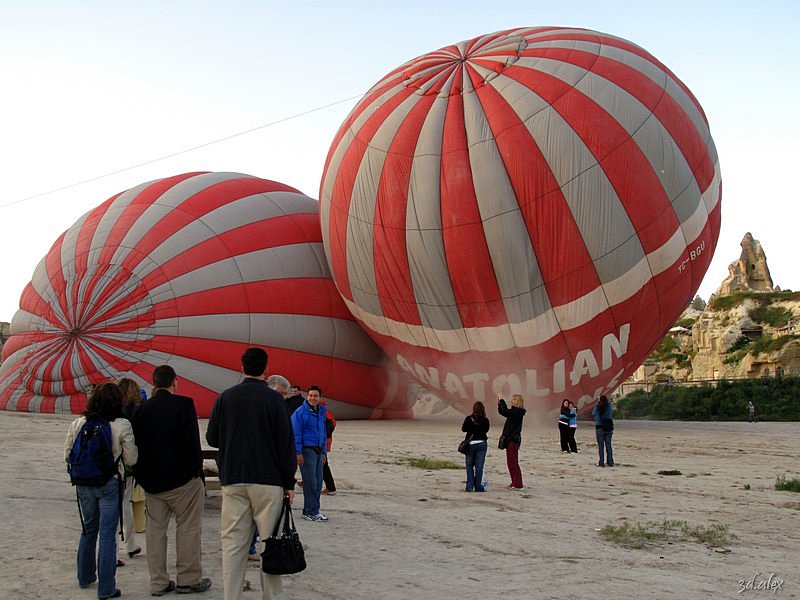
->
[714, 232, 773, 297]
[620, 233, 799, 393]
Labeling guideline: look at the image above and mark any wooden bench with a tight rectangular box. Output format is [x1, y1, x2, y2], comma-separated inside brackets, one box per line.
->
[202, 449, 220, 491]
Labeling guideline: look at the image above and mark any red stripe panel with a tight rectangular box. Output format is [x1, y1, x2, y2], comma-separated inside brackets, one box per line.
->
[138, 213, 322, 291]
[43, 232, 70, 327]
[325, 86, 415, 302]
[97, 172, 205, 268]
[372, 93, 438, 326]
[471, 74, 600, 307]
[147, 278, 353, 321]
[117, 177, 300, 278]
[439, 67, 506, 328]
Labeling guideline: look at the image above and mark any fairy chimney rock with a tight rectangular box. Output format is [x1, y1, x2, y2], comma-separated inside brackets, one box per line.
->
[715, 233, 774, 297]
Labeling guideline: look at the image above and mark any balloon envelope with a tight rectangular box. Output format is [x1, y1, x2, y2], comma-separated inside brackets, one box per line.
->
[320, 27, 721, 412]
[0, 172, 414, 418]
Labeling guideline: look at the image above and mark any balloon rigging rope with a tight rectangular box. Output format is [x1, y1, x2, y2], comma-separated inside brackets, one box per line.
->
[0, 94, 365, 209]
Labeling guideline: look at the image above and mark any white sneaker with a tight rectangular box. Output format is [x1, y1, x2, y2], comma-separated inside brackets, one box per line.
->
[311, 512, 328, 522]
[301, 514, 314, 521]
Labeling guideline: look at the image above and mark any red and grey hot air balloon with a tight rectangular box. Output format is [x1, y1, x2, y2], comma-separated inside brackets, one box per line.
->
[0, 172, 415, 418]
[320, 27, 721, 412]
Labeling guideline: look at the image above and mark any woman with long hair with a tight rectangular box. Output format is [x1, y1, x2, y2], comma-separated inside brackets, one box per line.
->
[461, 401, 490, 492]
[64, 382, 137, 599]
[498, 393, 527, 490]
[591, 395, 615, 467]
[116, 378, 144, 560]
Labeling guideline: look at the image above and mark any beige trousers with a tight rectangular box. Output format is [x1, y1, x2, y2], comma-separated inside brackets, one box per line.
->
[145, 477, 205, 592]
[220, 484, 285, 600]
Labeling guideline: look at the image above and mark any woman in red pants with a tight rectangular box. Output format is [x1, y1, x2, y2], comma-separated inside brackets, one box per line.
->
[498, 393, 527, 490]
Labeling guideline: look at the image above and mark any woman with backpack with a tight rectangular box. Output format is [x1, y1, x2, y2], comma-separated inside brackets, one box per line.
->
[592, 394, 615, 467]
[64, 382, 138, 599]
[461, 401, 490, 492]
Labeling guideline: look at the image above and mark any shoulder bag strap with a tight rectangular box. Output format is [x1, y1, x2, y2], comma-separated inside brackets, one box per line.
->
[282, 497, 295, 535]
[271, 498, 287, 538]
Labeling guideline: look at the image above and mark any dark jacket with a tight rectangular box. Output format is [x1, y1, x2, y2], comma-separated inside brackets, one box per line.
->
[286, 394, 304, 415]
[206, 378, 297, 489]
[132, 388, 203, 494]
[498, 399, 526, 444]
[291, 400, 328, 455]
[461, 415, 490, 441]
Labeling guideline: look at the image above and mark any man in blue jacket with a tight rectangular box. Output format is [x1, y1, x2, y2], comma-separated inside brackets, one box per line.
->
[290, 386, 328, 522]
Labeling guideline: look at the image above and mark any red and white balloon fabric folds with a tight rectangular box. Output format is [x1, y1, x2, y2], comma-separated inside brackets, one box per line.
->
[319, 27, 721, 412]
[0, 172, 414, 418]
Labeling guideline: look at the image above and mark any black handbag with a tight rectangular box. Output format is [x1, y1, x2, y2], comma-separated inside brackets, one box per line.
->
[458, 434, 472, 454]
[261, 497, 306, 575]
[498, 434, 509, 450]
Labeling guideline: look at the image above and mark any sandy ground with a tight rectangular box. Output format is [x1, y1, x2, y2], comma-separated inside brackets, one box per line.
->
[0, 410, 798, 600]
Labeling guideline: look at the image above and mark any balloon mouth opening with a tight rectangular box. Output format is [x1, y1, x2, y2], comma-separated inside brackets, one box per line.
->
[401, 34, 527, 97]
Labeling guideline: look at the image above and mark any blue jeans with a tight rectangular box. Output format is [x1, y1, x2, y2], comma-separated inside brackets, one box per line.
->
[299, 447, 323, 516]
[76, 478, 120, 598]
[465, 441, 487, 491]
[595, 427, 614, 466]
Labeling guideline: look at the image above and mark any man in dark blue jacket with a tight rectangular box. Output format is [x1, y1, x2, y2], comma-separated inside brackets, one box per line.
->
[290, 386, 328, 522]
[133, 365, 211, 596]
[206, 347, 297, 600]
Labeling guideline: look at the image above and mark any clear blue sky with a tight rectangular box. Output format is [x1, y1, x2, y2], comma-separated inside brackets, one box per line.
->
[1, 0, 798, 321]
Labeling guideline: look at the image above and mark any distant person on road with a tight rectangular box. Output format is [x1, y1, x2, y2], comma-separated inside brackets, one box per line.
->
[747, 401, 757, 423]
[498, 393, 526, 490]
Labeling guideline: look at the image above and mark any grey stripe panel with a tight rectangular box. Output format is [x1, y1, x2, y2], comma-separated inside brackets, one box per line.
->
[131, 189, 318, 281]
[346, 92, 421, 317]
[177, 313, 385, 365]
[55, 396, 72, 413]
[60, 211, 89, 322]
[87, 179, 160, 267]
[528, 58, 701, 231]
[462, 86, 551, 323]
[108, 172, 245, 269]
[147, 243, 330, 301]
[501, 71, 643, 281]
[29, 255, 69, 328]
[405, 94, 462, 330]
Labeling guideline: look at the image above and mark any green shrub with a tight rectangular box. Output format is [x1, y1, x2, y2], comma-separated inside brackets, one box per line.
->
[600, 520, 732, 549]
[616, 376, 800, 421]
[749, 305, 794, 328]
[775, 475, 800, 492]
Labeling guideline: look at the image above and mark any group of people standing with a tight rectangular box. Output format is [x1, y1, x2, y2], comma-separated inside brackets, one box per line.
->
[65, 366, 212, 599]
[65, 348, 332, 600]
[459, 393, 617, 491]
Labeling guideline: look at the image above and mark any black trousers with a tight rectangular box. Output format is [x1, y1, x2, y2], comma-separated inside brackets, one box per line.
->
[323, 457, 336, 492]
[567, 427, 578, 453]
[558, 423, 571, 451]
